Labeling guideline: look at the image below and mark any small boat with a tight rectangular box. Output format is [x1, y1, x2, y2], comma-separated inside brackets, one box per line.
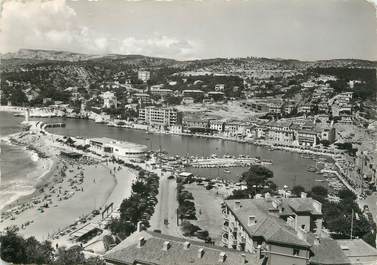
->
[224, 169, 231, 173]
[307, 166, 317, 172]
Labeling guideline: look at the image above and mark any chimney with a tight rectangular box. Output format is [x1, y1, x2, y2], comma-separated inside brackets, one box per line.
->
[234, 201, 241, 210]
[297, 228, 308, 242]
[218, 252, 227, 263]
[241, 253, 247, 264]
[264, 192, 271, 201]
[183, 241, 191, 250]
[138, 237, 145, 248]
[198, 248, 204, 258]
[314, 236, 320, 246]
[301, 192, 307, 198]
[248, 215, 257, 226]
[162, 241, 170, 251]
[137, 221, 143, 232]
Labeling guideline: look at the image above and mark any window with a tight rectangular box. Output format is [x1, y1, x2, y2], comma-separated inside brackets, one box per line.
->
[293, 249, 300, 256]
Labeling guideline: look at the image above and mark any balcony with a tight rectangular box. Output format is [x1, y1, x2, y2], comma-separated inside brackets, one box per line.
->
[222, 232, 229, 245]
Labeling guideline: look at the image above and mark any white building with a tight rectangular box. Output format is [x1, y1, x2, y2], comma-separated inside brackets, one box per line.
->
[87, 137, 147, 162]
[101, 91, 118, 109]
[139, 106, 180, 127]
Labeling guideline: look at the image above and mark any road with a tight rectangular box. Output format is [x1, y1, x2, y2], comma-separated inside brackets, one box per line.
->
[149, 171, 181, 237]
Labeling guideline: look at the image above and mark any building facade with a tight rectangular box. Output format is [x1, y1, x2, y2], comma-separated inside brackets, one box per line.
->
[139, 106, 180, 127]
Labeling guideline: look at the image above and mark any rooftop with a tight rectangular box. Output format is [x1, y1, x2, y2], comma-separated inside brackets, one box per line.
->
[104, 231, 263, 265]
[336, 239, 377, 259]
[225, 198, 315, 247]
[89, 137, 147, 151]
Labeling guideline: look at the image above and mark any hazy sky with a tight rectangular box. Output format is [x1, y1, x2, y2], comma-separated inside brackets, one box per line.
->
[0, 0, 376, 60]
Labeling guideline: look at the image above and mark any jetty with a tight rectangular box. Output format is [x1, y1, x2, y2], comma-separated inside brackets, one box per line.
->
[186, 157, 265, 168]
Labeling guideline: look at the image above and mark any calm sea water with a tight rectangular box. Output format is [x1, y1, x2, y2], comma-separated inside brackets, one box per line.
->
[0, 111, 326, 211]
[0, 112, 39, 209]
[43, 117, 326, 189]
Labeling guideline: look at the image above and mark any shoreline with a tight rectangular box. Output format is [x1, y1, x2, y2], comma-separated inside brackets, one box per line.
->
[0, 134, 57, 212]
[0, 129, 138, 242]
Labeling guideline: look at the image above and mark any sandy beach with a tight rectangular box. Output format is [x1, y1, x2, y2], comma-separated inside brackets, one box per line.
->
[0, 131, 138, 242]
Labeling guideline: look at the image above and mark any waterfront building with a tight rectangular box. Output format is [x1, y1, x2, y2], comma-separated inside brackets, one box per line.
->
[104, 230, 263, 265]
[222, 195, 325, 265]
[101, 91, 118, 109]
[138, 70, 150, 82]
[139, 106, 180, 127]
[183, 117, 210, 130]
[170, 125, 183, 134]
[87, 137, 147, 162]
[224, 121, 248, 137]
[266, 121, 296, 143]
[297, 130, 318, 147]
[209, 120, 225, 133]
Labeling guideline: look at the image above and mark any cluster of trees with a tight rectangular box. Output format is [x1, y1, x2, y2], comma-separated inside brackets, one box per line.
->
[291, 185, 376, 247]
[0, 228, 104, 265]
[106, 169, 159, 239]
[177, 180, 197, 220]
[228, 165, 277, 199]
[311, 67, 376, 100]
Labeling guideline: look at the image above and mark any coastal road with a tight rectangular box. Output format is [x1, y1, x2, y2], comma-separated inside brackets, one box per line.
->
[149, 171, 181, 237]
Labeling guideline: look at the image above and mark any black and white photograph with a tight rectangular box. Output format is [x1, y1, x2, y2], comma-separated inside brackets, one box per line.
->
[0, 0, 377, 264]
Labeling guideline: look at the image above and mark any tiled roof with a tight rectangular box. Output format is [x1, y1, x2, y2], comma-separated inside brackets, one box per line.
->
[309, 238, 351, 265]
[104, 231, 263, 265]
[225, 199, 311, 247]
[336, 239, 377, 259]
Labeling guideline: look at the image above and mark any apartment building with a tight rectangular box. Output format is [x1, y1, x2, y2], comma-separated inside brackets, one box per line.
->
[209, 120, 225, 133]
[224, 121, 248, 137]
[297, 130, 318, 147]
[104, 230, 264, 265]
[222, 195, 328, 265]
[266, 121, 296, 143]
[139, 106, 180, 127]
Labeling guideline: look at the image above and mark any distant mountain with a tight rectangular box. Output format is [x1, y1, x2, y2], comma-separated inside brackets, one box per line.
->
[1, 49, 376, 69]
[0, 49, 104, 62]
[0, 49, 179, 65]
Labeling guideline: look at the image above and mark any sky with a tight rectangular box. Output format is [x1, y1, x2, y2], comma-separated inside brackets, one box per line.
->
[0, 0, 376, 61]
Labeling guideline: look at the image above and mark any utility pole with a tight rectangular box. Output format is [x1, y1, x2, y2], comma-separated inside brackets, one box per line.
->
[350, 208, 354, 240]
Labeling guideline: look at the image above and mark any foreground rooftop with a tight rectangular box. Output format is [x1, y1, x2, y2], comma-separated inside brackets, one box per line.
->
[104, 230, 263, 265]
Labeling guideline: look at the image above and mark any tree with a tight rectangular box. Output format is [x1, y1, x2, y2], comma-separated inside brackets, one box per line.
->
[0, 230, 27, 264]
[310, 186, 328, 201]
[338, 189, 357, 202]
[55, 245, 85, 265]
[292, 185, 306, 197]
[241, 165, 275, 195]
